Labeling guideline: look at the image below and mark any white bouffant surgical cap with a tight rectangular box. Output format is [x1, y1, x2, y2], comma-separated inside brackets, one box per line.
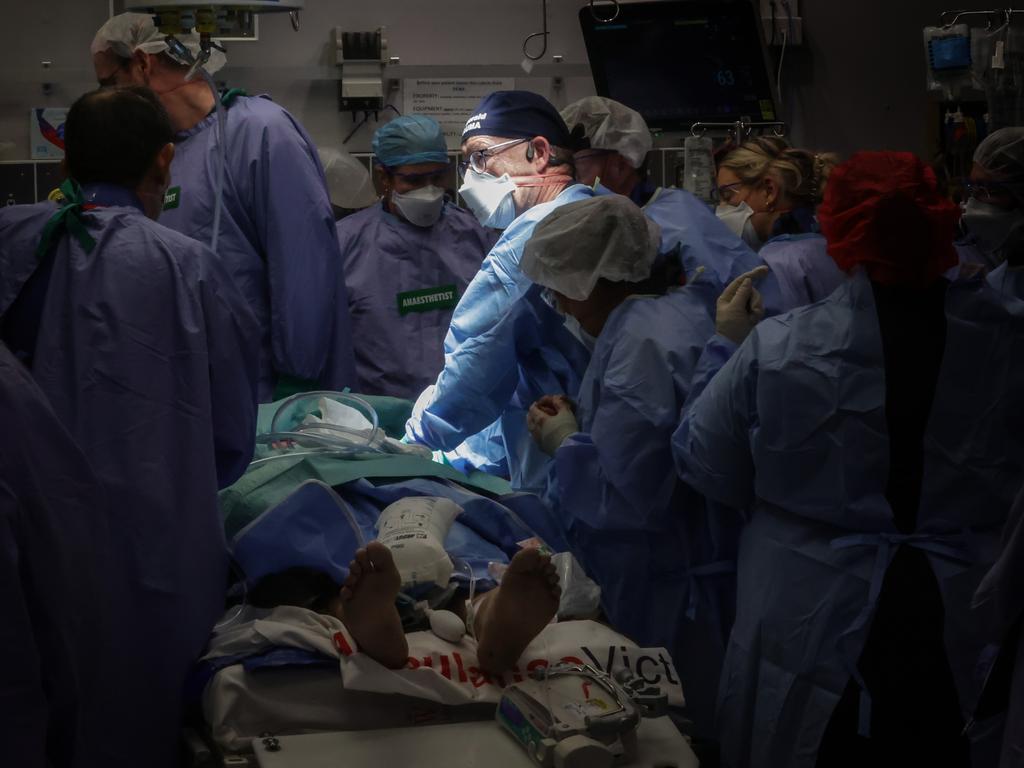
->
[91, 12, 227, 75]
[560, 96, 653, 169]
[521, 195, 661, 301]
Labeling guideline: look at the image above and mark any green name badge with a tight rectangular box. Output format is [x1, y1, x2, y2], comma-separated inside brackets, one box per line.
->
[397, 284, 459, 316]
[163, 186, 181, 211]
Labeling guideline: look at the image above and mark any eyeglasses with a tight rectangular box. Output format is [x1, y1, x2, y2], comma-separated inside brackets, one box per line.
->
[963, 179, 1015, 203]
[716, 181, 746, 204]
[458, 137, 529, 177]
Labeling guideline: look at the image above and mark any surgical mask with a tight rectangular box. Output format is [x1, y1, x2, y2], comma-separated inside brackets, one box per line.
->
[458, 168, 518, 229]
[962, 198, 1024, 267]
[716, 202, 762, 251]
[562, 313, 596, 352]
[392, 185, 445, 228]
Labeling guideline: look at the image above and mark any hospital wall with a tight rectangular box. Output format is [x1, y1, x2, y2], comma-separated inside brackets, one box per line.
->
[0, 0, 996, 201]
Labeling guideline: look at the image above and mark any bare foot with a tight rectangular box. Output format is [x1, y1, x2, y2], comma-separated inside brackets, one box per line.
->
[475, 548, 561, 675]
[339, 542, 409, 669]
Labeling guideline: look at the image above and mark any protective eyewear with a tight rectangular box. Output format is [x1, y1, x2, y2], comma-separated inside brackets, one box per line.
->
[963, 179, 1016, 203]
[716, 181, 746, 204]
[458, 137, 529, 177]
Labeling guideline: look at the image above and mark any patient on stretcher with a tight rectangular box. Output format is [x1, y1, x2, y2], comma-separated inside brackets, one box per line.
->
[248, 542, 562, 674]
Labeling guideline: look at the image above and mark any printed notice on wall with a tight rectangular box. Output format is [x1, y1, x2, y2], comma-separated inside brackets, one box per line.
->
[403, 79, 515, 149]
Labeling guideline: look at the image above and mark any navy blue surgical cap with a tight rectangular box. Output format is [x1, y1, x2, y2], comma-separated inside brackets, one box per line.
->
[462, 90, 573, 148]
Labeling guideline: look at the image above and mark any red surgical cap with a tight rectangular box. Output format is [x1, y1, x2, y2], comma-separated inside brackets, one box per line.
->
[818, 151, 959, 287]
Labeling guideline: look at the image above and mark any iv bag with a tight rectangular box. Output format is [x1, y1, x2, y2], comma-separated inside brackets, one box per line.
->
[972, 23, 1024, 130]
[683, 135, 715, 204]
[924, 25, 974, 99]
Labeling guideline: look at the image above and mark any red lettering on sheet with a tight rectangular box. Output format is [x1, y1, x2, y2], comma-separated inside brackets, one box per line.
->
[440, 655, 452, 680]
[407, 657, 421, 670]
[468, 666, 493, 688]
[333, 632, 354, 656]
[527, 659, 550, 674]
[453, 652, 468, 682]
[422, 656, 434, 669]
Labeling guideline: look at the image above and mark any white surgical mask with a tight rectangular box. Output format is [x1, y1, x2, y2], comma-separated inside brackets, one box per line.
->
[562, 313, 596, 352]
[963, 197, 1024, 268]
[716, 201, 763, 251]
[458, 168, 518, 229]
[392, 185, 445, 228]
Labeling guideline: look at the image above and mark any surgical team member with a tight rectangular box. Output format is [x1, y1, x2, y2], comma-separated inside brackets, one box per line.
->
[716, 137, 845, 308]
[0, 86, 260, 768]
[336, 116, 496, 400]
[0, 343, 110, 768]
[91, 13, 356, 401]
[520, 195, 733, 742]
[405, 91, 596, 491]
[962, 126, 1024, 270]
[561, 96, 782, 308]
[974, 484, 1024, 768]
[673, 152, 1024, 768]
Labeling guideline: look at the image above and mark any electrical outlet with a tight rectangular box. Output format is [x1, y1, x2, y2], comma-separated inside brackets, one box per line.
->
[762, 15, 803, 46]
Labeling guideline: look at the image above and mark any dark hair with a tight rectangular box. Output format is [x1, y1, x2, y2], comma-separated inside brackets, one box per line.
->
[64, 85, 174, 188]
[248, 567, 342, 612]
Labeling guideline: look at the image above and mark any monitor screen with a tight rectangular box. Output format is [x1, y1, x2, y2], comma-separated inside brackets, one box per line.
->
[579, 0, 777, 130]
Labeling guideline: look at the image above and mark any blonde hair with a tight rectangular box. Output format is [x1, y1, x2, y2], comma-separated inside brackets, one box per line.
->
[720, 136, 840, 206]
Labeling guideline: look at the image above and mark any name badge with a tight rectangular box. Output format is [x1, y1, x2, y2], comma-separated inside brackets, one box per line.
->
[397, 284, 459, 316]
[163, 186, 181, 211]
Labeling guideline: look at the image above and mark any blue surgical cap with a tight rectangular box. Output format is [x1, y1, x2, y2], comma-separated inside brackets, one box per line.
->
[372, 115, 449, 168]
[461, 90, 573, 148]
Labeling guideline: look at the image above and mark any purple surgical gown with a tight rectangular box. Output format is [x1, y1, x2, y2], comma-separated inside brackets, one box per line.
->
[336, 201, 496, 399]
[0, 191, 260, 768]
[0, 343, 110, 768]
[161, 94, 355, 400]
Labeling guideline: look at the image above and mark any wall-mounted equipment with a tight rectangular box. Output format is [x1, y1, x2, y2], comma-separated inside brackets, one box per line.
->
[579, 0, 778, 132]
[335, 28, 388, 114]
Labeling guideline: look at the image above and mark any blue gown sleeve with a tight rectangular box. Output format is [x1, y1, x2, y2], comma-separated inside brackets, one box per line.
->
[556, 331, 695, 530]
[672, 334, 759, 510]
[0, 485, 47, 768]
[199, 252, 261, 488]
[253, 113, 355, 386]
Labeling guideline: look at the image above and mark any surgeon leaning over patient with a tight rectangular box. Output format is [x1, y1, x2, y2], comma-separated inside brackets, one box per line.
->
[405, 91, 596, 491]
[336, 116, 496, 400]
[0, 86, 260, 768]
[91, 13, 356, 401]
[519, 195, 739, 741]
[673, 151, 1024, 768]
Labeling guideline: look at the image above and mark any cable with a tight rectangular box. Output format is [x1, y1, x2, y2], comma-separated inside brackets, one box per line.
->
[383, 104, 402, 117]
[523, 0, 549, 61]
[776, 30, 789, 116]
[343, 111, 371, 144]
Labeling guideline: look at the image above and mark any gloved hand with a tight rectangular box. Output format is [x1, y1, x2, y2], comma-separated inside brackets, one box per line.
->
[528, 395, 579, 455]
[716, 266, 770, 344]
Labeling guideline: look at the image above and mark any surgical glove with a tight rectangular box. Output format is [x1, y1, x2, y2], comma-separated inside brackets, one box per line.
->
[716, 266, 770, 344]
[528, 395, 578, 455]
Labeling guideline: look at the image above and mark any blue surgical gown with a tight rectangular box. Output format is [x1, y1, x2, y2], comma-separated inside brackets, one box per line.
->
[161, 94, 355, 400]
[0, 194, 260, 768]
[672, 268, 1024, 768]
[405, 184, 597, 492]
[0, 343, 110, 768]
[549, 281, 734, 738]
[336, 201, 497, 400]
[758, 233, 845, 309]
[643, 186, 786, 313]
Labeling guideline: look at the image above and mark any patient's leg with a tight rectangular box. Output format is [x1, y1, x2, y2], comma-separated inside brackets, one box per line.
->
[473, 548, 561, 676]
[339, 542, 409, 669]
